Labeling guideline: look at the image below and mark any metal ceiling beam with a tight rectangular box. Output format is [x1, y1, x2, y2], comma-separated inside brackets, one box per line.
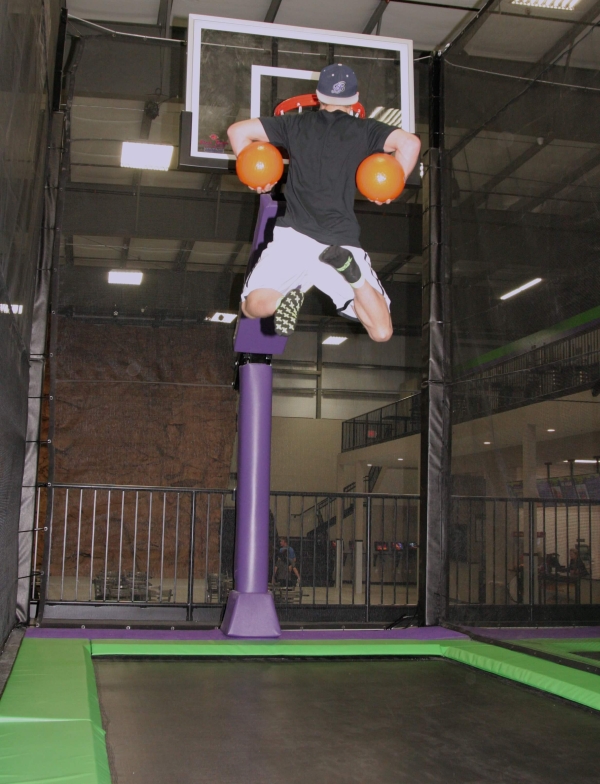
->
[460, 136, 553, 210]
[157, 0, 173, 37]
[62, 186, 422, 255]
[444, 0, 502, 54]
[120, 237, 130, 268]
[449, 0, 600, 158]
[264, 0, 283, 23]
[363, 0, 390, 35]
[525, 0, 600, 74]
[378, 253, 416, 281]
[508, 147, 600, 214]
[57, 265, 420, 328]
[172, 239, 195, 272]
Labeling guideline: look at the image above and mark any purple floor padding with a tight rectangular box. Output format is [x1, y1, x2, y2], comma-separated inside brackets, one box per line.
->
[26, 626, 466, 641]
[467, 626, 600, 640]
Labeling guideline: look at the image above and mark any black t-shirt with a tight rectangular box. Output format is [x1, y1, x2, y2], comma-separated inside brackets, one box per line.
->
[260, 110, 393, 247]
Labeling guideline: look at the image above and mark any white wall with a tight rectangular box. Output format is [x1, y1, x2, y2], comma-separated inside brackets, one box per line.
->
[271, 417, 343, 492]
[272, 331, 420, 420]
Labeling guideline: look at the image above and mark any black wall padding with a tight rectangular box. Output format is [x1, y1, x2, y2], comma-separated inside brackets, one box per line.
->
[0, 0, 61, 645]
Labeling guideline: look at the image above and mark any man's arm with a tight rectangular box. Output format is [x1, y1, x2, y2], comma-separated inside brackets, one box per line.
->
[227, 118, 269, 156]
[383, 128, 421, 179]
[227, 118, 276, 193]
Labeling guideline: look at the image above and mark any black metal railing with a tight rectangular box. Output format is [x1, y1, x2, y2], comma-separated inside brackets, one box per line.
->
[31, 486, 600, 624]
[449, 497, 600, 610]
[32, 484, 420, 623]
[342, 324, 600, 451]
[341, 394, 420, 452]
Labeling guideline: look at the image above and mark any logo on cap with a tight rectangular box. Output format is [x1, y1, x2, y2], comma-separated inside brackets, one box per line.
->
[332, 81, 346, 94]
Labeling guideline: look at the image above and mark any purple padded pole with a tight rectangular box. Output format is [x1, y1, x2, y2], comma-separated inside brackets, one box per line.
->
[234, 361, 272, 594]
[221, 362, 281, 637]
[221, 194, 282, 637]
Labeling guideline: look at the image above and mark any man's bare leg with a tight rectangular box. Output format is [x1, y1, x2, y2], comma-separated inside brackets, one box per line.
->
[243, 282, 391, 342]
[353, 281, 393, 342]
[318, 246, 392, 342]
[242, 288, 282, 318]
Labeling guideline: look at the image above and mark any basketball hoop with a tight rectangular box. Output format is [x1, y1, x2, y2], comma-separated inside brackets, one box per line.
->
[274, 93, 366, 119]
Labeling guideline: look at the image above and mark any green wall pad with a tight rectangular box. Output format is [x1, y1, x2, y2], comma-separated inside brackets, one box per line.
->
[507, 638, 600, 669]
[0, 639, 111, 784]
[3, 636, 600, 784]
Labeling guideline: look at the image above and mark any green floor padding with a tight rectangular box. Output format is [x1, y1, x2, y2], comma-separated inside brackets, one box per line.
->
[506, 638, 600, 668]
[443, 640, 600, 712]
[2, 635, 600, 784]
[0, 721, 110, 784]
[90, 638, 444, 658]
[0, 639, 111, 784]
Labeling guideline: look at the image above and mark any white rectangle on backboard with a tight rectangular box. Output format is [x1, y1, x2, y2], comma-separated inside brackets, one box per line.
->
[250, 66, 321, 120]
[185, 14, 415, 165]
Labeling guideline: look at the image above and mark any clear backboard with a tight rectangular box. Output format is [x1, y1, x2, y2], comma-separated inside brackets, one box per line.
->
[180, 15, 414, 170]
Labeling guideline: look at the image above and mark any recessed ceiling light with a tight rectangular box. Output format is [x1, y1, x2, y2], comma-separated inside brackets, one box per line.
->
[512, 0, 580, 9]
[206, 312, 237, 324]
[500, 278, 542, 300]
[323, 336, 347, 345]
[547, 428, 556, 432]
[367, 463, 372, 466]
[0, 303, 23, 314]
[121, 142, 174, 171]
[108, 270, 143, 285]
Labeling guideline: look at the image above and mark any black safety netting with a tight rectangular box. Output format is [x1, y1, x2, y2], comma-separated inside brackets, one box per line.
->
[48, 25, 430, 492]
[443, 3, 600, 621]
[0, 0, 60, 644]
[35, 21, 430, 621]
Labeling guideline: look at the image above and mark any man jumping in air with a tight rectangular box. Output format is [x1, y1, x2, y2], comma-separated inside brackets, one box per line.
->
[227, 63, 421, 342]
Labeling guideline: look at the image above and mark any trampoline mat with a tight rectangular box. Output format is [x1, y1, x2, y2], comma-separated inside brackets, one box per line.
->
[94, 658, 600, 784]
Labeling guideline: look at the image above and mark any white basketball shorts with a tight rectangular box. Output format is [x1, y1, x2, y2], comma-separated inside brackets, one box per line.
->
[241, 226, 391, 321]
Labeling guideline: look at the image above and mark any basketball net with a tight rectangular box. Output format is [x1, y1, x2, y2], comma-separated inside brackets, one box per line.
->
[274, 93, 366, 118]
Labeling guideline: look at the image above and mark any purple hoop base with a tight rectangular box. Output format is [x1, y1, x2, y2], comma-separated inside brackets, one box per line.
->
[221, 591, 281, 638]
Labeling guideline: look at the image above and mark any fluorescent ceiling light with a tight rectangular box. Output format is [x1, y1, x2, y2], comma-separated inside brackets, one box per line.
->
[397, 458, 403, 461]
[121, 142, 174, 171]
[0, 303, 23, 314]
[108, 270, 143, 285]
[484, 441, 491, 445]
[512, 0, 579, 9]
[206, 312, 237, 324]
[547, 428, 556, 432]
[500, 278, 542, 300]
[323, 336, 347, 345]
[563, 459, 598, 464]
[368, 106, 402, 128]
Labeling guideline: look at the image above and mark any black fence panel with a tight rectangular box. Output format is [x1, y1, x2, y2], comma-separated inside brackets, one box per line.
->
[34, 484, 419, 624]
[449, 497, 600, 624]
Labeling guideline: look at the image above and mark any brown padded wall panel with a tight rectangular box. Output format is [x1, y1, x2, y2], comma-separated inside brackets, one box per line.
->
[53, 319, 237, 488]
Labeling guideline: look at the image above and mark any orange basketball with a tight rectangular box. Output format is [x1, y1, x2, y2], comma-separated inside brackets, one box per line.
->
[236, 141, 284, 190]
[356, 153, 405, 202]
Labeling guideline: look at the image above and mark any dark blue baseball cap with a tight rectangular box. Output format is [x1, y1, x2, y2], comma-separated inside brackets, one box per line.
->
[316, 63, 359, 105]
